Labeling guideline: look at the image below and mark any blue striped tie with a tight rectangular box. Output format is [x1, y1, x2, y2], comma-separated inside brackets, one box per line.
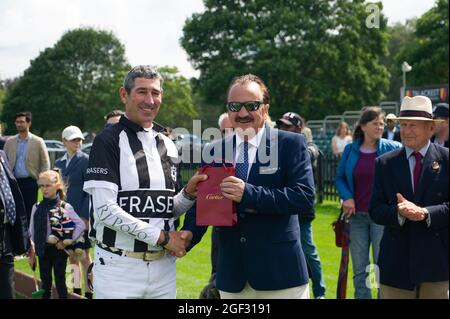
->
[235, 142, 249, 181]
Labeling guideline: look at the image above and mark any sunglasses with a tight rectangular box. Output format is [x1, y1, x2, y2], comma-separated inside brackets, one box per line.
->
[226, 101, 264, 112]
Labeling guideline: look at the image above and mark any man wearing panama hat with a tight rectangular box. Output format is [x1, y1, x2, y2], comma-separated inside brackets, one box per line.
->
[369, 95, 448, 299]
[382, 113, 401, 142]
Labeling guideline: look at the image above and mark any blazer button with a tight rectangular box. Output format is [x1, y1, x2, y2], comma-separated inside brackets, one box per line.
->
[240, 237, 247, 243]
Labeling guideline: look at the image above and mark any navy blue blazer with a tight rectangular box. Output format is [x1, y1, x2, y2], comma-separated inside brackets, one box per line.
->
[55, 151, 89, 219]
[182, 126, 315, 292]
[369, 143, 449, 290]
[0, 150, 29, 255]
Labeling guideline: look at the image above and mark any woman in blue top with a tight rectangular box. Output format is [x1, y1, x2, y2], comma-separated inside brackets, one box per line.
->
[55, 125, 92, 299]
[335, 107, 402, 299]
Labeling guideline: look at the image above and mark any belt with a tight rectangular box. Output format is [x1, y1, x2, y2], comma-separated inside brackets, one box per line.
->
[97, 243, 166, 262]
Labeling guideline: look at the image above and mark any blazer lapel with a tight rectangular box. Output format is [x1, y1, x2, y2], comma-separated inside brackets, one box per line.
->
[395, 148, 415, 200]
[66, 152, 79, 172]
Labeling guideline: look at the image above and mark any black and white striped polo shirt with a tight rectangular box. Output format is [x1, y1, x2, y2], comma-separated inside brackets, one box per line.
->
[84, 116, 179, 252]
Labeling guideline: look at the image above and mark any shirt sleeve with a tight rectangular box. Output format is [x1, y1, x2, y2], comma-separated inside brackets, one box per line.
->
[64, 203, 86, 241]
[397, 213, 406, 226]
[172, 191, 195, 217]
[90, 187, 162, 247]
[83, 132, 120, 193]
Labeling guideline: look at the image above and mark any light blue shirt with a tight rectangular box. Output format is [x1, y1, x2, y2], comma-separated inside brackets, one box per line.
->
[14, 137, 30, 178]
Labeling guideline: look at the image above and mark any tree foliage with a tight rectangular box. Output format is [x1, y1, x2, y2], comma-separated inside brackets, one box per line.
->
[157, 66, 199, 129]
[181, 0, 390, 120]
[1, 28, 130, 136]
[395, 0, 449, 86]
[383, 20, 417, 101]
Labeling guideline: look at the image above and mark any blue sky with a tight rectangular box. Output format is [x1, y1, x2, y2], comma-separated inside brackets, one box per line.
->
[0, 0, 437, 80]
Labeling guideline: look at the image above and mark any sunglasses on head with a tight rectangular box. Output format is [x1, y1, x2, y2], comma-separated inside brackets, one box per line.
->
[226, 101, 264, 112]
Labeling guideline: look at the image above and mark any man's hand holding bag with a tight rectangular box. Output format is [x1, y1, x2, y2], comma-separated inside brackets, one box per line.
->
[196, 165, 237, 226]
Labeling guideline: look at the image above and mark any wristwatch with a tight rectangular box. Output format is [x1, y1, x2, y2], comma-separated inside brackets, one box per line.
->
[182, 186, 196, 200]
[158, 230, 170, 247]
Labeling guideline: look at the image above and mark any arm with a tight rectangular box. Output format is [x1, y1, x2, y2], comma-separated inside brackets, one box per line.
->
[334, 144, 353, 201]
[236, 134, 315, 215]
[90, 187, 163, 246]
[64, 203, 86, 240]
[172, 173, 208, 217]
[39, 138, 50, 172]
[426, 203, 449, 230]
[172, 192, 195, 217]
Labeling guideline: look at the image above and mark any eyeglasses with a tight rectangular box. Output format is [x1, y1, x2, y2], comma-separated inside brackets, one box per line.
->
[226, 101, 264, 112]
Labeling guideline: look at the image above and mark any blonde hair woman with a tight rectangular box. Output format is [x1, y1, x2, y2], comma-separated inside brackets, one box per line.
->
[331, 122, 353, 156]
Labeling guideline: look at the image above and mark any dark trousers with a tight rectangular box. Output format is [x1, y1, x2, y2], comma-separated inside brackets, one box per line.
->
[17, 177, 38, 224]
[0, 255, 14, 299]
[38, 245, 68, 299]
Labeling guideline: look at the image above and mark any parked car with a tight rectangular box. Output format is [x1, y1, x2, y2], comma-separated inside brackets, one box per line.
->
[44, 140, 65, 151]
[45, 140, 66, 167]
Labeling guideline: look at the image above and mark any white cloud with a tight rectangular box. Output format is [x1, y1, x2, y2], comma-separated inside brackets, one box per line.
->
[0, 0, 436, 80]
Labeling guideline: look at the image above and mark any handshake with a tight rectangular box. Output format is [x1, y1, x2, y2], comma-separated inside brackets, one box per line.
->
[158, 230, 193, 258]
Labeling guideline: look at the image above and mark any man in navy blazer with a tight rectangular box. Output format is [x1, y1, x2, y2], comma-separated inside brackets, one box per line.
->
[369, 96, 449, 299]
[182, 74, 315, 298]
[0, 150, 29, 299]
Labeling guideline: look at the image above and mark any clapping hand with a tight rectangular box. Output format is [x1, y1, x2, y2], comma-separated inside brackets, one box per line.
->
[397, 193, 425, 221]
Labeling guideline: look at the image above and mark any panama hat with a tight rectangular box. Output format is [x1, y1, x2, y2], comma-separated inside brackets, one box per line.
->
[385, 113, 397, 121]
[396, 96, 443, 122]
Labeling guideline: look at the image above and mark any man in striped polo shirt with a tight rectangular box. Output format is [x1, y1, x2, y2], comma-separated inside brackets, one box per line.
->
[83, 65, 206, 299]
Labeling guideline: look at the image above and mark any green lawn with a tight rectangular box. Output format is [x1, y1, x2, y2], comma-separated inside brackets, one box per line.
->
[15, 200, 380, 299]
[175, 200, 351, 299]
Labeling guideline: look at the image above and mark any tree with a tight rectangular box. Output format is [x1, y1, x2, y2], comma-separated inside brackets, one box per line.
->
[383, 20, 417, 101]
[157, 66, 199, 129]
[1, 28, 130, 136]
[395, 0, 449, 86]
[181, 0, 390, 121]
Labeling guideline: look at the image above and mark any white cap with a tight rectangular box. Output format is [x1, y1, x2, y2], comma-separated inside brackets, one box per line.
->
[62, 125, 84, 141]
[385, 113, 396, 120]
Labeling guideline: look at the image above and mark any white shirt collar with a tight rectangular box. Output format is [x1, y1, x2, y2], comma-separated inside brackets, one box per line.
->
[235, 127, 265, 150]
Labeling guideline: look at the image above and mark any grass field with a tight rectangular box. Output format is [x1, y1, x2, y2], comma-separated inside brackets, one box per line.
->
[14, 200, 380, 299]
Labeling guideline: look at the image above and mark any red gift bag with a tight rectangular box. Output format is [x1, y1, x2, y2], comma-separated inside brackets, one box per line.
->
[196, 165, 237, 226]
